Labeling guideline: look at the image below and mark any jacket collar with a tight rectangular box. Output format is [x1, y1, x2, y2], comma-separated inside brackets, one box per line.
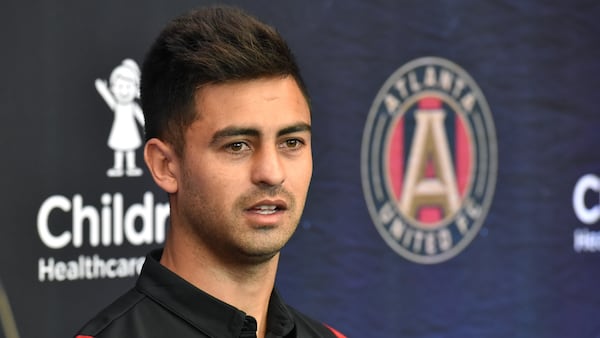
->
[136, 249, 295, 337]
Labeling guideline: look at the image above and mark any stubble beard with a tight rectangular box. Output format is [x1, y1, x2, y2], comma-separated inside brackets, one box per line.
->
[231, 185, 301, 264]
[183, 183, 305, 267]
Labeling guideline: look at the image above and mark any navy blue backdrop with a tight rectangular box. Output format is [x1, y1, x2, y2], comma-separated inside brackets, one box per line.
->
[0, 1, 599, 337]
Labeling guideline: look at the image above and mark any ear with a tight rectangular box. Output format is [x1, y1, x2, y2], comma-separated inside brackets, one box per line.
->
[144, 138, 179, 194]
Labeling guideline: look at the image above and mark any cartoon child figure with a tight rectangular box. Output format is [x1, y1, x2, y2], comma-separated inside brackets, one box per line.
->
[95, 59, 145, 177]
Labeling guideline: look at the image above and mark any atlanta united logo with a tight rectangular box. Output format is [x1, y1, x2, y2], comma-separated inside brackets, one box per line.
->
[361, 57, 497, 264]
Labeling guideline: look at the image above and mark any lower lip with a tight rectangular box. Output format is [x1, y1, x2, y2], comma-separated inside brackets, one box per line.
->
[244, 209, 285, 227]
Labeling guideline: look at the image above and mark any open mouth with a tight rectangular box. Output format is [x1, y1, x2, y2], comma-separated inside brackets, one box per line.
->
[246, 199, 288, 216]
[252, 205, 279, 215]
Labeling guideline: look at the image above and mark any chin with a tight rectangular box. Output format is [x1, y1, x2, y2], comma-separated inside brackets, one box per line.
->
[239, 249, 280, 265]
[241, 239, 288, 261]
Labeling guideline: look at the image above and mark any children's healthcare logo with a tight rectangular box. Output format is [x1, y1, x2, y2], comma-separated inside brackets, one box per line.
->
[95, 59, 145, 178]
[361, 57, 497, 264]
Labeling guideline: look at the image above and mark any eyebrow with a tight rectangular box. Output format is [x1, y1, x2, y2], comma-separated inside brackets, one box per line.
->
[277, 123, 311, 137]
[210, 123, 311, 145]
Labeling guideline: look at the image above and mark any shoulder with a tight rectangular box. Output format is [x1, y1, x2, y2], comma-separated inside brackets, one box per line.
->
[74, 288, 146, 338]
[286, 306, 346, 338]
[74, 286, 203, 338]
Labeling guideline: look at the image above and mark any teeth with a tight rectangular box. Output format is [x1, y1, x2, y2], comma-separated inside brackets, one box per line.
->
[254, 205, 277, 215]
[257, 205, 276, 210]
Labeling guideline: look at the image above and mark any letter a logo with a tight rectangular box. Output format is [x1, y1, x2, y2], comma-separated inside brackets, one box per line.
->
[362, 57, 497, 264]
[399, 97, 460, 224]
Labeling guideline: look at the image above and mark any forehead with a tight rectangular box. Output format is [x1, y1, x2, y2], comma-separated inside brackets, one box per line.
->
[191, 77, 311, 131]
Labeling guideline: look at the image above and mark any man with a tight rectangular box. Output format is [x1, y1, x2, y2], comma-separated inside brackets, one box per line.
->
[74, 5, 345, 338]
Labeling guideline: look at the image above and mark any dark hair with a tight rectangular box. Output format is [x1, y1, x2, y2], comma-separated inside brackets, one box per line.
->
[140, 6, 309, 154]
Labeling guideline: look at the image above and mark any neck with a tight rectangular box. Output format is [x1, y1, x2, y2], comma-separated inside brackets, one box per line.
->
[160, 231, 278, 338]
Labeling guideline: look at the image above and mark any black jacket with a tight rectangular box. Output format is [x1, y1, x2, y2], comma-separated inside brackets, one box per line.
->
[74, 250, 343, 338]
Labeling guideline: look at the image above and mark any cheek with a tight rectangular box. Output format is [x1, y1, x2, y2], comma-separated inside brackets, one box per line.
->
[300, 162, 313, 185]
[190, 163, 245, 202]
[302, 154, 314, 181]
[289, 158, 313, 193]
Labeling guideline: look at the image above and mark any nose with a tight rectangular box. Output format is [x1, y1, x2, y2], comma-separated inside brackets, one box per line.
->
[251, 146, 285, 187]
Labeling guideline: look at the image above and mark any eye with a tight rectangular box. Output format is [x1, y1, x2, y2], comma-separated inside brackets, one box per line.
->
[280, 138, 304, 150]
[226, 141, 250, 153]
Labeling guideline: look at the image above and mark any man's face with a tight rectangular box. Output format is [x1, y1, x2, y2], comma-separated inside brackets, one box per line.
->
[175, 76, 312, 264]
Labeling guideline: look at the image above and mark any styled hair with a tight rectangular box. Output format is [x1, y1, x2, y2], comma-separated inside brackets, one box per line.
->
[140, 6, 309, 154]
